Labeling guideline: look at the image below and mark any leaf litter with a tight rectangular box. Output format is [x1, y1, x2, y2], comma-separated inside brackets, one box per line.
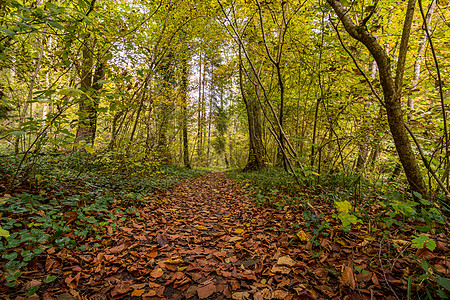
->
[1, 171, 449, 299]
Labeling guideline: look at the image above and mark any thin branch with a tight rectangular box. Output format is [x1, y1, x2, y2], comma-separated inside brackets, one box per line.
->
[329, 17, 386, 108]
[404, 124, 449, 196]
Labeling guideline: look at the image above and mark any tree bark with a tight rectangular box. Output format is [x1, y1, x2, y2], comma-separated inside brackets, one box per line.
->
[239, 46, 266, 171]
[76, 38, 105, 145]
[181, 55, 191, 168]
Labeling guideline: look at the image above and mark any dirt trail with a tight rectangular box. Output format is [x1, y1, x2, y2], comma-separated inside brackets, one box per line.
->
[18, 172, 365, 299]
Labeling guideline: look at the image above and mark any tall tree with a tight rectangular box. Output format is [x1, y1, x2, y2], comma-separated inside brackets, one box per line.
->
[76, 36, 105, 145]
[327, 0, 427, 196]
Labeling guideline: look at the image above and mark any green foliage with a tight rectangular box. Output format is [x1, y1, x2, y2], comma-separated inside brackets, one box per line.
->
[230, 168, 299, 195]
[333, 200, 362, 229]
[411, 234, 436, 251]
[0, 152, 205, 287]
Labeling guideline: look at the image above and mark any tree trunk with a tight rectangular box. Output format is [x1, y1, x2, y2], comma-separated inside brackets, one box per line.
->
[239, 46, 266, 171]
[328, 0, 427, 196]
[181, 55, 191, 169]
[197, 51, 203, 162]
[76, 38, 105, 145]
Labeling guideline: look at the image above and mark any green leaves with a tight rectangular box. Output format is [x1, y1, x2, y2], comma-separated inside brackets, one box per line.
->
[335, 200, 352, 213]
[338, 212, 362, 228]
[0, 27, 16, 37]
[411, 234, 436, 251]
[43, 275, 57, 283]
[436, 276, 450, 292]
[58, 87, 84, 97]
[2, 252, 18, 260]
[334, 200, 362, 229]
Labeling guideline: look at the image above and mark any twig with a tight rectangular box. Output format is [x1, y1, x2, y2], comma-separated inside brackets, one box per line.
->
[404, 123, 449, 197]
[379, 236, 400, 300]
[329, 17, 385, 109]
[390, 241, 411, 273]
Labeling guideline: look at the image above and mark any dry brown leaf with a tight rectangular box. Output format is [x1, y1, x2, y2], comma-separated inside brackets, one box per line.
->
[232, 291, 251, 300]
[341, 265, 356, 289]
[273, 290, 289, 299]
[197, 283, 216, 299]
[277, 255, 296, 267]
[150, 267, 164, 278]
[271, 265, 291, 274]
[156, 233, 168, 245]
[142, 290, 157, 297]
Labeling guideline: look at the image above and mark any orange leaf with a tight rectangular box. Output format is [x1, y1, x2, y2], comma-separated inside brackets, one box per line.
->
[131, 289, 145, 297]
[150, 268, 164, 278]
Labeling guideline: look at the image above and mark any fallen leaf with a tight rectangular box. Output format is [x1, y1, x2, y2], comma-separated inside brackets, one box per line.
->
[271, 265, 291, 274]
[131, 289, 145, 297]
[164, 257, 184, 264]
[197, 283, 216, 299]
[109, 243, 127, 254]
[229, 236, 243, 242]
[156, 234, 168, 245]
[232, 291, 250, 300]
[142, 290, 157, 297]
[273, 290, 289, 299]
[341, 265, 356, 289]
[234, 228, 245, 234]
[277, 255, 296, 267]
[296, 230, 310, 242]
[150, 268, 164, 278]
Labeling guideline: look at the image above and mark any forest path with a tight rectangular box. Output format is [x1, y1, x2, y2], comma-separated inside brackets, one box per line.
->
[128, 170, 310, 300]
[31, 171, 359, 299]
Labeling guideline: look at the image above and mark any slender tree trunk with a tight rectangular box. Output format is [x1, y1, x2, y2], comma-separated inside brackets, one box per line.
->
[197, 51, 203, 161]
[181, 55, 191, 168]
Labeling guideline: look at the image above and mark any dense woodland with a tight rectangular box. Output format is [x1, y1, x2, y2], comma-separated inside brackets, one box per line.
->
[0, 0, 450, 298]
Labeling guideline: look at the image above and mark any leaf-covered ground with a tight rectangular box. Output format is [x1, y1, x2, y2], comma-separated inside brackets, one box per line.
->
[2, 171, 449, 299]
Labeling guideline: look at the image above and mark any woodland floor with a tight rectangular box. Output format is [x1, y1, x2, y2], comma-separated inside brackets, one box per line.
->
[3, 171, 448, 299]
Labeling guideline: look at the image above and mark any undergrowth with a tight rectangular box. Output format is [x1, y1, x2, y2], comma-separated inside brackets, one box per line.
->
[228, 167, 450, 299]
[0, 152, 205, 292]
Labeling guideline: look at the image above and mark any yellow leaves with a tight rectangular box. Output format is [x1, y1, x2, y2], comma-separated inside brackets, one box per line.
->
[164, 257, 184, 265]
[85, 145, 95, 154]
[169, 208, 178, 212]
[335, 237, 346, 246]
[197, 225, 208, 230]
[296, 230, 310, 242]
[335, 200, 352, 213]
[0, 196, 10, 204]
[233, 228, 245, 234]
[0, 226, 10, 237]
